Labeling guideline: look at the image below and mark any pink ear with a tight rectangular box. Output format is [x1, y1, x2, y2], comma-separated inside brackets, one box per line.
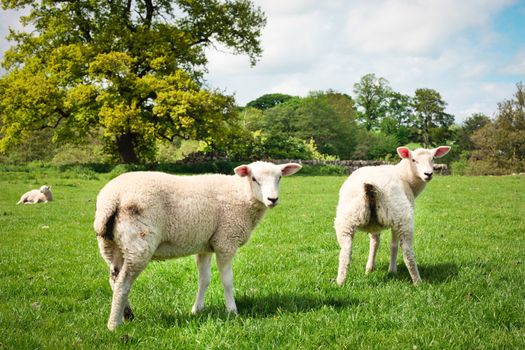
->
[234, 165, 250, 177]
[397, 147, 411, 159]
[280, 163, 302, 176]
[433, 146, 451, 158]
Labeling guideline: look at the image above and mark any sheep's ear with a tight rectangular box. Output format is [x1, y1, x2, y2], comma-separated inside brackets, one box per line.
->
[397, 147, 411, 159]
[432, 146, 451, 158]
[234, 165, 251, 177]
[280, 163, 302, 176]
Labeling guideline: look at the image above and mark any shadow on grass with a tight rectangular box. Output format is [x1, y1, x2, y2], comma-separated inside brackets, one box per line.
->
[155, 292, 359, 327]
[236, 292, 358, 317]
[384, 262, 459, 284]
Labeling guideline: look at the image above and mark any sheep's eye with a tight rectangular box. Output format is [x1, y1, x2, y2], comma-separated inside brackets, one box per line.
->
[412, 159, 417, 163]
[278, 175, 282, 182]
[252, 177, 258, 183]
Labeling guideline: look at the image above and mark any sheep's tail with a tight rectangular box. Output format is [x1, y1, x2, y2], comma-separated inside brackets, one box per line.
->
[364, 183, 377, 225]
[93, 194, 119, 241]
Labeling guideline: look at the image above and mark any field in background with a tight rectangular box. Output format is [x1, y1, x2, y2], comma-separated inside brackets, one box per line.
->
[0, 168, 524, 349]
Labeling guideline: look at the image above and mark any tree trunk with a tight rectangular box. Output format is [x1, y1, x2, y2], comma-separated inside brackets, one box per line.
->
[117, 132, 140, 164]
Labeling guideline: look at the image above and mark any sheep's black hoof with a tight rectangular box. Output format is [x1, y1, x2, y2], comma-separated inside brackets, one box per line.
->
[124, 306, 134, 321]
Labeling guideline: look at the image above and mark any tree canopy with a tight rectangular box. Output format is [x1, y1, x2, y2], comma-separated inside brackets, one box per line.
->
[353, 73, 392, 131]
[0, 0, 266, 163]
[412, 88, 454, 146]
[469, 82, 525, 174]
[246, 93, 294, 110]
[456, 113, 490, 151]
[247, 91, 359, 159]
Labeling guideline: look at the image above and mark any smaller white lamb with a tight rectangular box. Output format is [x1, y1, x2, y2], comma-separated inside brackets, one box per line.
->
[94, 161, 301, 330]
[17, 185, 53, 204]
[335, 146, 450, 285]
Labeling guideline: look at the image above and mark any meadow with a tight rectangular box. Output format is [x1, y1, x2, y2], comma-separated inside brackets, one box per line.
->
[0, 167, 524, 349]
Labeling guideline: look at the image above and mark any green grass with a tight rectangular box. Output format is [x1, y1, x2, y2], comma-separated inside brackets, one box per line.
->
[0, 169, 524, 349]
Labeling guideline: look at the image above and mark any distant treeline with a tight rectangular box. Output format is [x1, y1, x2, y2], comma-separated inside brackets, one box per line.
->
[1, 75, 524, 175]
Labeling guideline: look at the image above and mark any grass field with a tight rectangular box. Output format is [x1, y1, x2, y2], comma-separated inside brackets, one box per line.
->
[0, 168, 524, 349]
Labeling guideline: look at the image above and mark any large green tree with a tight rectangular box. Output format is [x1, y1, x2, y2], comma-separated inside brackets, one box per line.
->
[379, 91, 414, 145]
[221, 91, 359, 160]
[412, 88, 454, 146]
[252, 91, 359, 159]
[0, 0, 266, 163]
[353, 73, 392, 130]
[294, 91, 358, 158]
[469, 82, 525, 174]
[456, 113, 491, 150]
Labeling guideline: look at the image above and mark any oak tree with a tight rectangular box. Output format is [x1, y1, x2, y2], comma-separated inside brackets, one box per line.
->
[0, 0, 266, 163]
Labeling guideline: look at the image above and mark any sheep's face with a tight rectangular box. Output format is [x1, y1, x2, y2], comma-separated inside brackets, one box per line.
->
[234, 162, 302, 208]
[39, 185, 51, 193]
[397, 146, 450, 182]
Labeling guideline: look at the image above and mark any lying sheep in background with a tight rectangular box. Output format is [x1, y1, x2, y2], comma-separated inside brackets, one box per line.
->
[94, 161, 302, 330]
[335, 146, 450, 285]
[17, 185, 53, 204]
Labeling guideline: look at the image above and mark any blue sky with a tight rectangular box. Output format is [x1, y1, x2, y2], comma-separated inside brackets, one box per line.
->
[491, 3, 525, 79]
[1, 0, 524, 123]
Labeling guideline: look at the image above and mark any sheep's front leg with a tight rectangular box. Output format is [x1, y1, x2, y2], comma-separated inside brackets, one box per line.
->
[216, 253, 237, 314]
[398, 232, 421, 284]
[336, 229, 355, 286]
[365, 232, 380, 274]
[389, 235, 399, 274]
[192, 253, 212, 314]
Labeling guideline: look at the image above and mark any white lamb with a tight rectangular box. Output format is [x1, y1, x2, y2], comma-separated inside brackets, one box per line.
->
[93, 161, 302, 330]
[335, 146, 450, 285]
[16, 185, 53, 204]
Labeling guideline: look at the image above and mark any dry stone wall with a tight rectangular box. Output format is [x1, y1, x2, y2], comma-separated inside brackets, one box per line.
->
[270, 159, 449, 175]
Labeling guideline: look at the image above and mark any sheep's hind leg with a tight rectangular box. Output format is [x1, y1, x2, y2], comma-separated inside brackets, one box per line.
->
[107, 257, 150, 331]
[192, 253, 212, 314]
[396, 229, 421, 284]
[98, 238, 134, 322]
[336, 227, 356, 286]
[388, 234, 399, 274]
[216, 252, 238, 314]
[365, 232, 380, 274]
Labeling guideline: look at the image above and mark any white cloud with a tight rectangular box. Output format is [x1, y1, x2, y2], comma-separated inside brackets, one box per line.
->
[252, 0, 331, 15]
[342, 0, 514, 55]
[501, 49, 525, 75]
[460, 63, 490, 79]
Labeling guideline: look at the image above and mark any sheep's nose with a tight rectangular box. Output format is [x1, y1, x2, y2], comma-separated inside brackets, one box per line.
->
[424, 172, 433, 179]
[268, 197, 278, 204]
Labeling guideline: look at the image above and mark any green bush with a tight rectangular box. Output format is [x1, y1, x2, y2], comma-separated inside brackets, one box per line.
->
[58, 165, 100, 180]
[465, 160, 511, 176]
[0, 129, 57, 164]
[218, 131, 319, 161]
[353, 131, 399, 160]
[298, 164, 347, 176]
[156, 140, 200, 163]
[108, 164, 149, 179]
[50, 143, 108, 165]
[156, 161, 243, 175]
[450, 152, 469, 175]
